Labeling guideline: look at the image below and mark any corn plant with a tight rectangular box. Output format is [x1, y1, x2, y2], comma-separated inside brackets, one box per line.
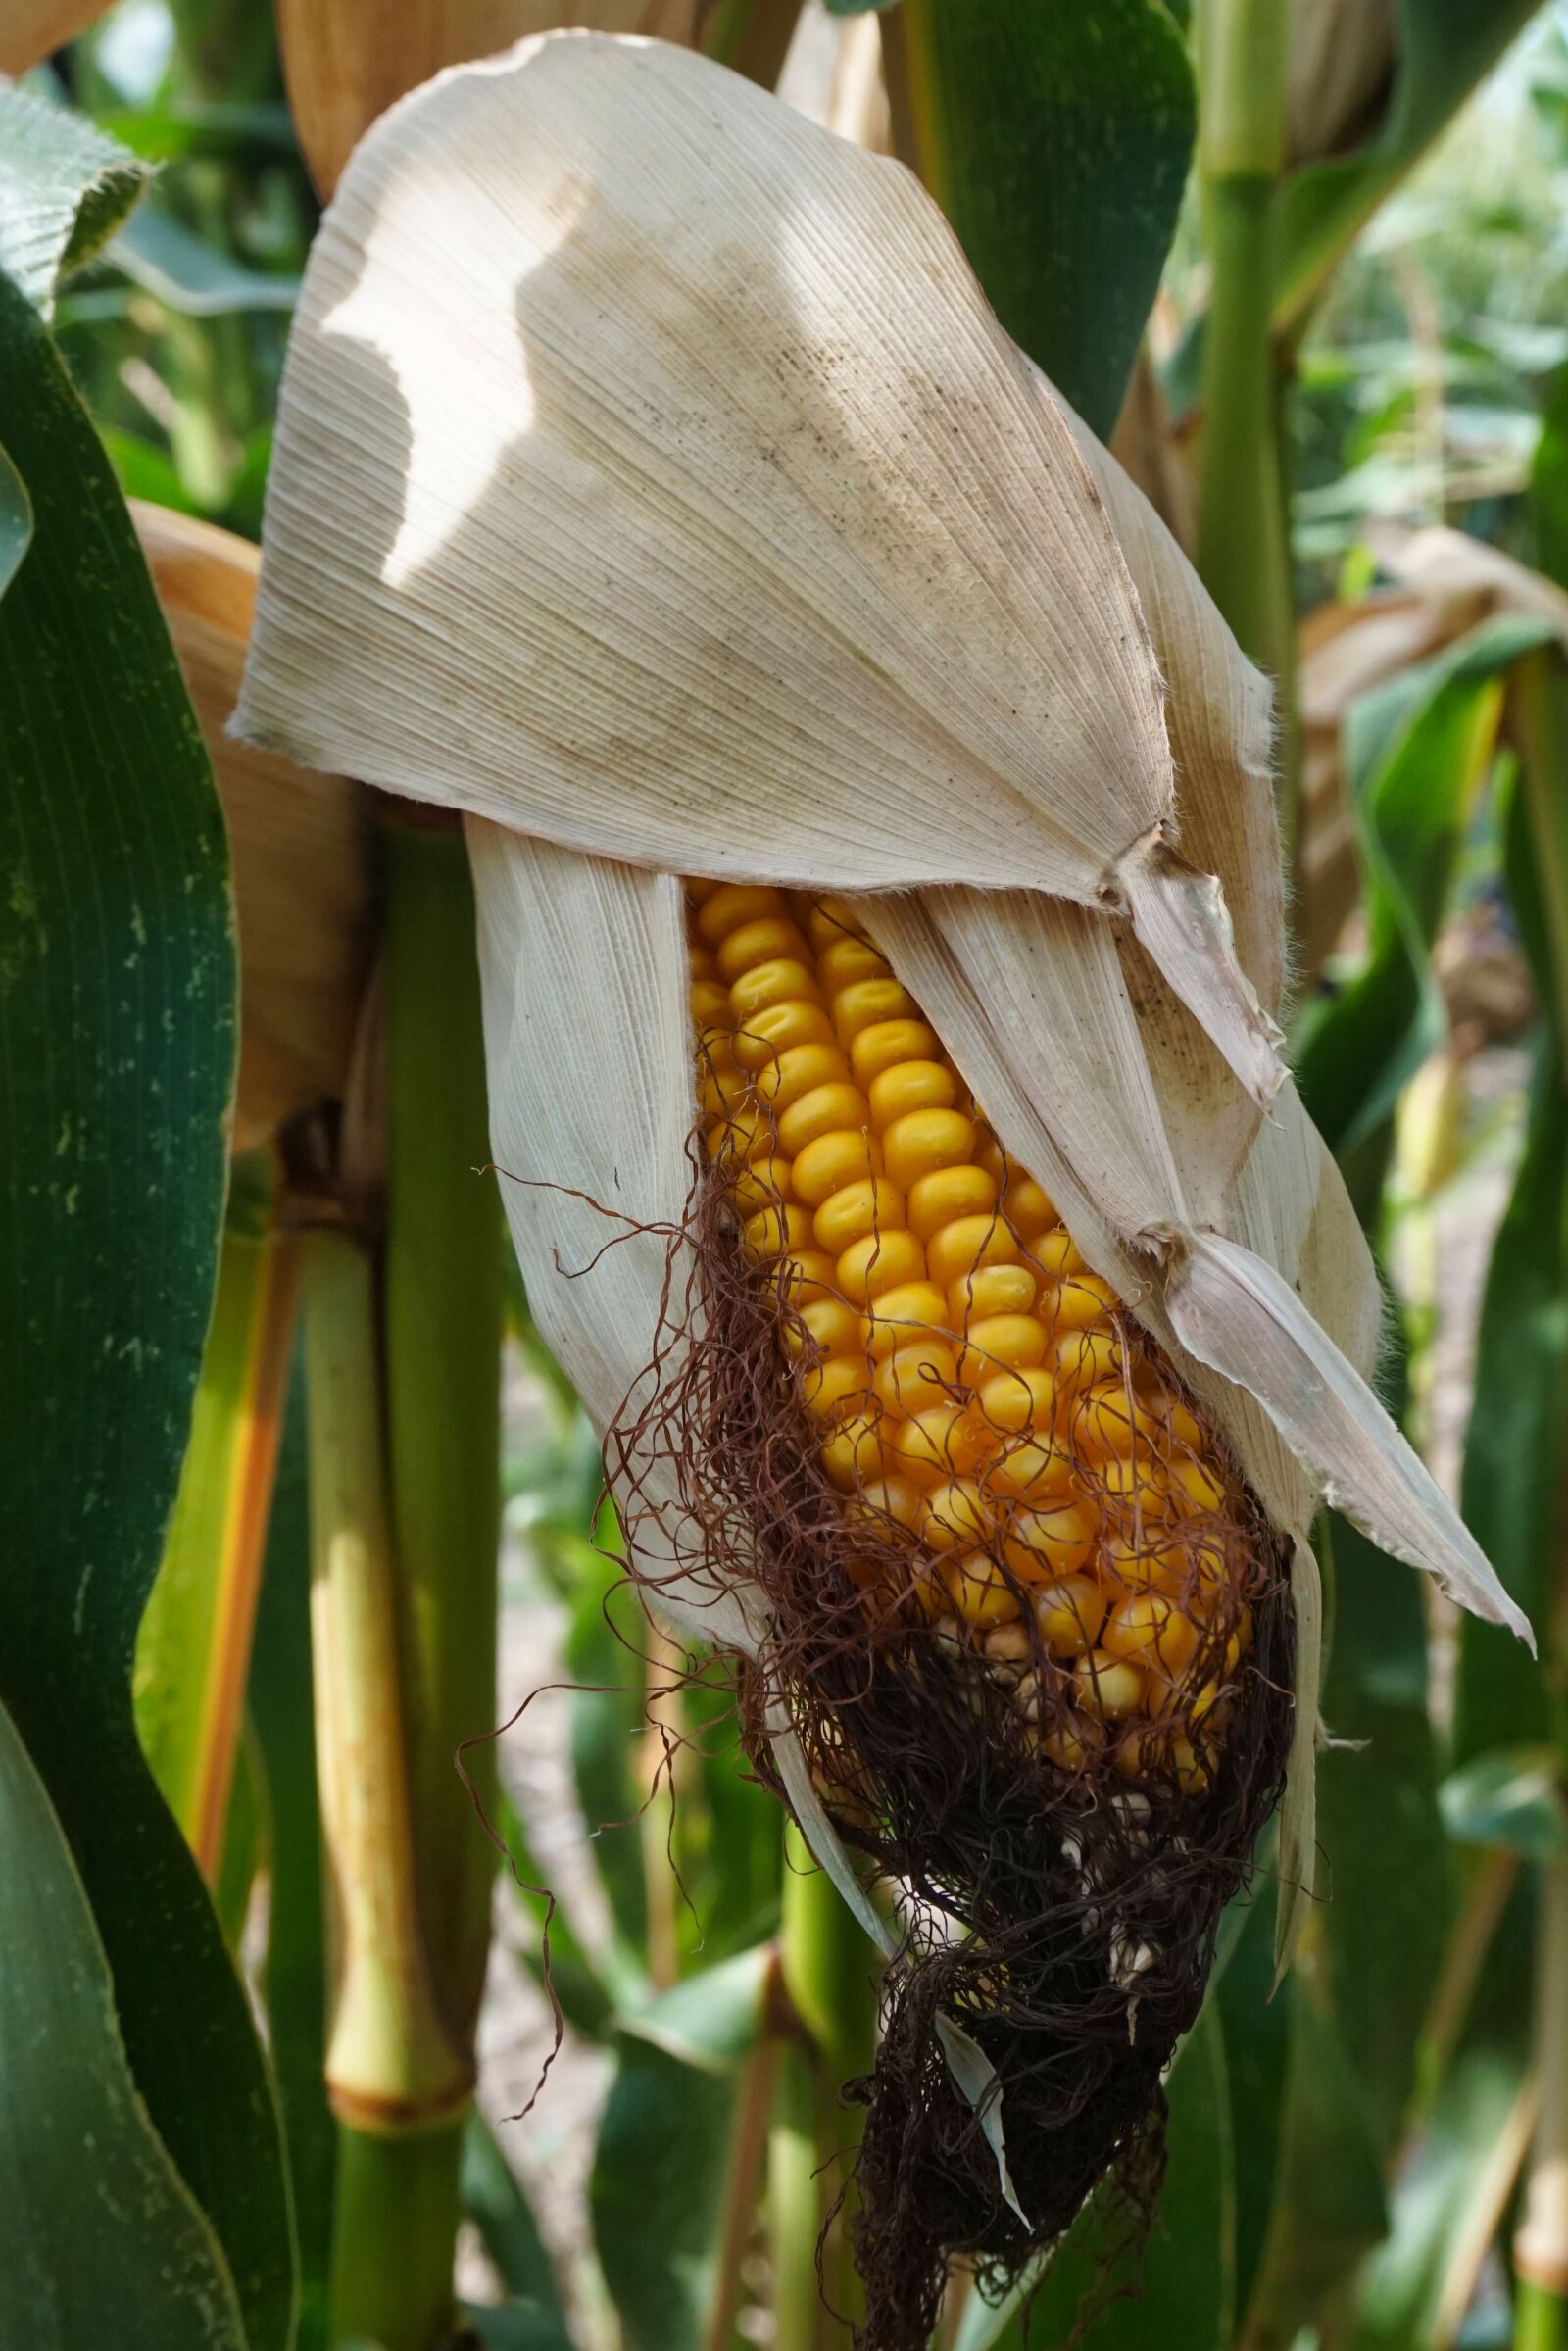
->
[5, 5, 1568, 2351]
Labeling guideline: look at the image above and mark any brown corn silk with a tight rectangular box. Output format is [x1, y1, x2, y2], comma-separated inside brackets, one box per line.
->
[608, 881, 1292, 2350]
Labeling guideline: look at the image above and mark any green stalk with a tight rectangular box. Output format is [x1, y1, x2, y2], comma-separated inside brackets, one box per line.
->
[303, 1226, 470, 2350]
[383, 817, 502, 2047]
[771, 1827, 881, 2347]
[1195, 0, 1298, 858]
[1515, 1855, 1568, 2349]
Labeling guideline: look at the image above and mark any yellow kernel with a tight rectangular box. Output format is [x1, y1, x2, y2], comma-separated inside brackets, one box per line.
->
[805, 895, 867, 951]
[1032, 1576, 1106, 1656]
[975, 1132, 1007, 1185]
[731, 963, 820, 1028]
[818, 1412, 893, 1493]
[850, 1018, 942, 1086]
[756, 1039, 850, 1107]
[706, 1108, 771, 1170]
[697, 883, 786, 944]
[893, 1404, 1000, 1485]
[1001, 1496, 1099, 1582]
[817, 936, 890, 993]
[868, 1059, 958, 1131]
[1029, 1228, 1087, 1280]
[1164, 1400, 1207, 1456]
[1037, 1271, 1120, 1334]
[1074, 1649, 1146, 1720]
[776, 1081, 870, 1156]
[793, 1128, 883, 1207]
[731, 999, 837, 1073]
[908, 1164, 999, 1242]
[690, 978, 731, 1029]
[989, 1436, 1075, 1502]
[1004, 1178, 1057, 1235]
[743, 1200, 813, 1261]
[813, 1176, 906, 1254]
[874, 1342, 960, 1415]
[942, 1553, 1019, 1628]
[949, 1263, 1038, 1323]
[1040, 1717, 1104, 1773]
[795, 1296, 863, 1357]
[716, 915, 809, 982]
[959, 1313, 1049, 1381]
[1054, 1330, 1126, 1392]
[926, 1215, 1020, 1291]
[923, 1478, 992, 1555]
[883, 1107, 978, 1193]
[1070, 1379, 1161, 1466]
[848, 1475, 925, 1534]
[1102, 1590, 1200, 1679]
[730, 1154, 791, 1221]
[698, 1059, 749, 1121]
[801, 1354, 874, 1424]
[766, 1248, 839, 1306]
[687, 937, 719, 978]
[833, 976, 918, 1044]
[836, 1228, 927, 1303]
[862, 1282, 954, 1358]
[1101, 1535, 1193, 1598]
[1099, 1453, 1175, 1521]
[1169, 1456, 1229, 1517]
[976, 1365, 1058, 1436]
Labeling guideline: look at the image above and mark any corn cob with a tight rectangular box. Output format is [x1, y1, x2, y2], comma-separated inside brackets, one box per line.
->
[689, 880, 1253, 1792]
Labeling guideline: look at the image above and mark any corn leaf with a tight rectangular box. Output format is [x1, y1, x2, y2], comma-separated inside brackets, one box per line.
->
[883, 0, 1196, 438]
[110, 197, 301, 316]
[1293, 611, 1553, 1221]
[1274, 0, 1544, 337]
[462, 2113, 573, 2351]
[0, 267, 294, 2351]
[250, 1364, 336, 2351]
[0, 1693, 249, 2350]
[0, 82, 149, 314]
[0, 443, 31, 595]
[1441, 1749, 1568, 1862]
[590, 1945, 774, 2351]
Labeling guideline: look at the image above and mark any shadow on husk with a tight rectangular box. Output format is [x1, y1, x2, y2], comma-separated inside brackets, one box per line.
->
[604, 1139, 1295, 2351]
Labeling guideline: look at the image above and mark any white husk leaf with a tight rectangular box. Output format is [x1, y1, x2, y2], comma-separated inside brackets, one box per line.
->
[235, 29, 1280, 1105]
[132, 502, 370, 1149]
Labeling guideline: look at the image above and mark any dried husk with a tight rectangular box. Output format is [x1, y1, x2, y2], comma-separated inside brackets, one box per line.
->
[0, 0, 112, 74]
[134, 504, 370, 1150]
[236, 30, 1284, 1108]
[1286, 0, 1396, 167]
[276, 0, 698, 199]
[235, 27, 1530, 2292]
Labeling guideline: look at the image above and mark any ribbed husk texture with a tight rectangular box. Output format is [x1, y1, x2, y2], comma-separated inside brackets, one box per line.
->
[235, 32, 1529, 1997]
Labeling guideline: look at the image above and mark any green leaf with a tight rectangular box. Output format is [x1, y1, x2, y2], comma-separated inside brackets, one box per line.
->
[0, 82, 149, 312]
[214, 1716, 270, 1951]
[1212, 1885, 1292, 2327]
[0, 270, 293, 2351]
[1452, 804, 1567, 1759]
[885, 0, 1196, 438]
[251, 1359, 336, 2351]
[1275, 0, 1544, 336]
[109, 196, 300, 316]
[590, 1947, 773, 2351]
[0, 1691, 248, 2350]
[1293, 612, 1551, 1219]
[0, 443, 32, 599]
[462, 2112, 572, 2351]
[1441, 1749, 1568, 1861]
[565, 1537, 652, 1964]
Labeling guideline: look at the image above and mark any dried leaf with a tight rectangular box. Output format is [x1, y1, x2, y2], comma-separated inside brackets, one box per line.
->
[0, 0, 114, 75]
[277, 0, 697, 199]
[132, 504, 370, 1148]
[1276, 1537, 1323, 1981]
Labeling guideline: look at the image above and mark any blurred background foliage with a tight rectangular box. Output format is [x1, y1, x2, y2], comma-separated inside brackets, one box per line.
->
[10, 3, 1568, 2351]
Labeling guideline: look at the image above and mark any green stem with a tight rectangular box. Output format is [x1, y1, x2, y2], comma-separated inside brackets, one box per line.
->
[700, 0, 805, 85]
[1516, 1856, 1568, 2341]
[303, 1227, 469, 2350]
[772, 1828, 881, 2345]
[1195, 0, 1298, 864]
[383, 818, 503, 2049]
[329, 2124, 467, 2351]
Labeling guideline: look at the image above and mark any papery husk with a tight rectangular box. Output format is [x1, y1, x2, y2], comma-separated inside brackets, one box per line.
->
[236, 30, 1283, 1108]
[133, 504, 370, 1150]
[1286, 0, 1396, 168]
[0, 0, 112, 73]
[276, 0, 698, 199]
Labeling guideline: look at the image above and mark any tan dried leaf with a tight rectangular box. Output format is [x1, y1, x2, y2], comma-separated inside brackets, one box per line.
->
[134, 504, 370, 1149]
[0, 0, 113, 75]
